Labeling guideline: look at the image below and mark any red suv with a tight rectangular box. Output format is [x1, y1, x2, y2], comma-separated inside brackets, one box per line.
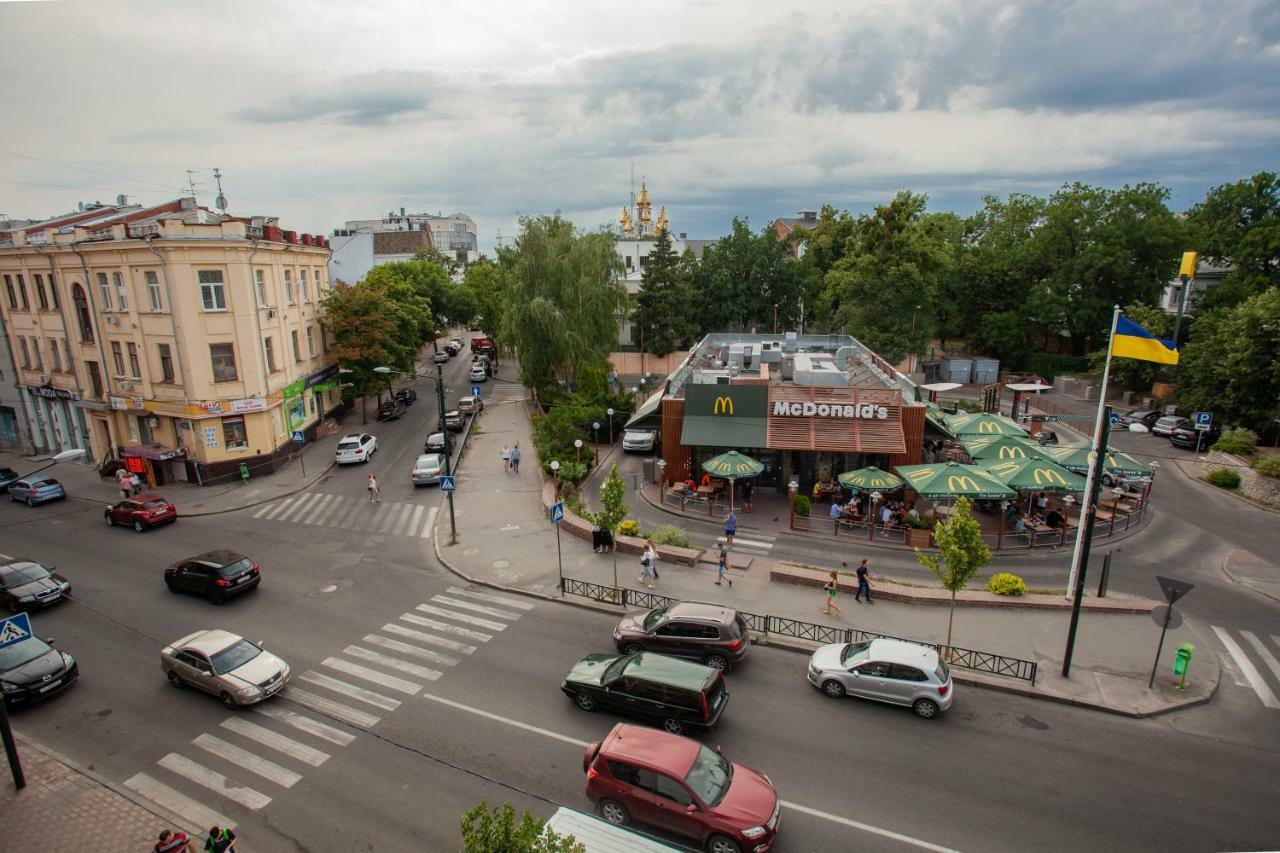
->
[105, 493, 178, 532]
[584, 723, 780, 853]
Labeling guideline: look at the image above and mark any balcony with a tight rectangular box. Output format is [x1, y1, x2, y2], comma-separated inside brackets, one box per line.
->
[127, 223, 161, 240]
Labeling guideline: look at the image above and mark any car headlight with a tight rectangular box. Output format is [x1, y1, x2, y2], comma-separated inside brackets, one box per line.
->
[18, 595, 35, 602]
[60, 652, 75, 668]
[742, 826, 766, 838]
[1, 681, 20, 693]
[280, 664, 291, 680]
[237, 684, 263, 697]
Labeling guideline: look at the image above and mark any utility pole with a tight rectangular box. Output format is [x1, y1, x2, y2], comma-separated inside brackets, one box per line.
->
[436, 361, 457, 545]
[1063, 405, 1113, 677]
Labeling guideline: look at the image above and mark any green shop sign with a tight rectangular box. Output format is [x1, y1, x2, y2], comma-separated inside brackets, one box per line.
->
[681, 384, 769, 448]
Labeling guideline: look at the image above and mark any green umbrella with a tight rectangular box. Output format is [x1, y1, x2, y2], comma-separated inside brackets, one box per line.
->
[894, 462, 1017, 500]
[961, 435, 1051, 463]
[1042, 445, 1153, 477]
[981, 457, 1087, 492]
[837, 466, 905, 493]
[701, 451, 765, 512]
[944, 412, 1028, 437]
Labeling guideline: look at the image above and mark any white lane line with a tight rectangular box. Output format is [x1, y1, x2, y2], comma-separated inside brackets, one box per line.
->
[400, 612, 493, 642]
[192, 734, 302, 788]
[219, 717, 330, 766]
[445, 586, 536, 610]
[322, 657, 423, 695]
[391, 504, 416, 536]
[431, 595, 522, 620]
[382, 622, 478, 654]
[157, 752, 272, 810]
[420, 506, 438, 538]
[298, 671, 401, 711]
[344, 645, 444, 680]
[419, 691, 590, 748]
[415, 603, 507, 631]
[406, 505, 425, 537]
[283, 687, 382, 728]
[723, 535, 773, 549]
[1241, 631, 1280, 684]
[302, 493, 337, 526]
[258, 498, 293, 521]
[255, 704, 357, 746]
[126, 773, 235, 830]
[362, 634, 459, 667]
[1212, 626, 1280, 709]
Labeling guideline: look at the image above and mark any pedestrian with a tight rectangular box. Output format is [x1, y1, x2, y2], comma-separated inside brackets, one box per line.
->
[724, 509, 737, 547]
[741, 479, 753, 512]
[822, 571, 842, 616]
[131, 472, 144, 496]
[116, 468, 131, 500]
[204, 826, 237, 853]
[367, 473, 381, 503]
[880, 501, 893, 533]
[637, 539, 658, 588]
[715, 543, 732, 587]
[510, 444, 521, 473]
[1036, 491, 1048, 513]
[501, 445, 510, 471]
[855, 559, 873, 604]
[154, 829, 194, 853]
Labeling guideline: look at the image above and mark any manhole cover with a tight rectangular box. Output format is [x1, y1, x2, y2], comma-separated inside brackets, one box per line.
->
[463, 548, 480, 557]
[492, 559, 511, 569]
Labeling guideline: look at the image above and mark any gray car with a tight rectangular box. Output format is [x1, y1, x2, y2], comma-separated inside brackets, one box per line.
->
[807, 637, 953, 719]
[411, 453, 445, 486]
[160, 629, 290, 709]
[8, 475, 66, 506]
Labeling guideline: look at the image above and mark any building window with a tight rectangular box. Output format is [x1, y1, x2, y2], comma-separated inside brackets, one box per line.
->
[625, 256, 633, 270]
[198, 270, 227, 311]
[18, 338, 30, 368]
[34, 274, 49, 310]
[210, 343, 237, 381]
[306, 326, 316, 357]
[299, 269, 309, 302]
[284, 269, 294, 304]
[127, 342, 141, 378]
[291, 330, 301, 362]
[145, 271, 163, 311]
[113, 272, 129, 311]
[264, 337, 278, 373]
[111, 341, 125, 375]
[16, 275, 29, 310]
[28, 337, 41, 370]
[86, 361, 104, 397]
[49, 272, 60, 310]
[158, 343, 175, 383]
[3, 275, 15, 309]
[221, 416, 248, 450]
[319, 325, 327, 353]
[73, 284, 94, 342]
[314, 268, 323, 292]
[97, 272, 113, 310]
[48, 338, 61, 372]
[255, 269, 267, 307]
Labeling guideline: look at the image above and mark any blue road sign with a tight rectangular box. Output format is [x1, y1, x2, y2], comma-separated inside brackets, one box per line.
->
[0, 612, 33, 651]
[471, 385, 482, 397]
[439, 475, 456, 492]
[291, 430, 306, 444]
[1109, 412, 1120, 425]
[1194, 411, 1213, 430]
[550, 501, 565, 525]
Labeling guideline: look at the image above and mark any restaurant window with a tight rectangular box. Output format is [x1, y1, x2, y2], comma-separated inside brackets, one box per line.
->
[299, 269, 309, 302]
[264, 336, 278, 373]
[97, 272, 113, 310]
[34, 274, 49, 310]
[158, 343, 175, 383]
[111, 341, 125, 375]
[198, 270, 227, 311]
[221, 416, 248, 450]
[146, 271, 163, 311]
[113, 272, 129, 311]
[3, 275, 15, 309]
[16, 275, 29, 310]
[127, 342, 141, 377]
[86, 361, 104, 397]
[255, 269, 268, 307]
[284, 269, 294, 304]
[306, 326, 316, 357]
[18, 338, 30, 368]
[73, 284, 94, 343]
[48, 337, 61, 372]
[210, 343, 237, 381]
[291, 330, 301, 362]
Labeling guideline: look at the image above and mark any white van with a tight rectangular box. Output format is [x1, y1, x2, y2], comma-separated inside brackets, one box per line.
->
[543, 807, 682, 852]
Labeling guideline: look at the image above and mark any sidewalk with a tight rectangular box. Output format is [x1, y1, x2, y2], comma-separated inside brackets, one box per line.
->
[434, 377, 1218, 718]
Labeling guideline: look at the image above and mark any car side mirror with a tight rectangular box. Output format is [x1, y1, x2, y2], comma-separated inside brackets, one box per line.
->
[686, 804, 698, 814]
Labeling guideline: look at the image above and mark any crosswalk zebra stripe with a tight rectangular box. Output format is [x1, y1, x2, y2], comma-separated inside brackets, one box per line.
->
[415, 603, 507, 631]
[257, 497, 294, 521]
[445, 586, 536, 610]
[302, 493, 338, 525]
[381, 621, 478, 654]
[1240, 631, 1280, 683]
[125, 772, 235, 830]
[361, 634, 459, 667]
[253, 502, 278, 519]
[374, 505, 401, 534]
[277, 492, 322, 523]
[344, 645, 444, 680]
[430, 595, 522, 620]
[391, 504, 417, 536]
[192, 734, 302, 788]
[725, 535, 773, 549]
[406, 505, 426, 537]
[220, 717, 331, 766]
[322, 657, 423, 695]
[255, 704, 357, 746]
[400, 611, 493, 642]
[298, 671, 401, 711]
[316, 494, 352, 527]
[1212, 626, 1280, 709]
[157, 752, 273, 809]
[282, 687, 382, 728]
[420, 506, 438, 538]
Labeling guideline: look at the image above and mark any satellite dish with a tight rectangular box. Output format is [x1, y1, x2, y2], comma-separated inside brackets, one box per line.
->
[1127, 423, 1150, 433]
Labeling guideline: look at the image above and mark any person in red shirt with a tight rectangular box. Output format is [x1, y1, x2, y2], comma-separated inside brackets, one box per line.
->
[154, 829, 194, 853]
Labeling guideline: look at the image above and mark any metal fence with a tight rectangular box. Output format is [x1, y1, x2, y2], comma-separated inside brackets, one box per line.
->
[560, 577, 1038, 685]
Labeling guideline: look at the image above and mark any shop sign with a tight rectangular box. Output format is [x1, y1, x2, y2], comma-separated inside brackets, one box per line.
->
[109, 396, 129, 410]
[144, 400, 209, 418]
[683, 383, 769, 419]
[310, 381, 337, 393]
[305, 364, 339, 389]
[124, 456, 147, 473]
[771, 400, 890, 420]
[230, 397, 267, 413]
[282, 379, 306, 399]
[202, 426, 219, 447]
[26, 384, 74, 400]
[202, 400, 225, 414]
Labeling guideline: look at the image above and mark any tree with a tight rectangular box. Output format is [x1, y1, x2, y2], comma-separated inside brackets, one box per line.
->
[463, 257, 506, 341]
[596, 463, 628, 533]
[915, 497, 991, 648]
[460, 802, 584, 853]
[691, 218, 804, 335]
[631, 228, 694, 356]
[321, 280, 421, 422]
[363, 261, 440, 344]
[1184, 172, 1280, 312]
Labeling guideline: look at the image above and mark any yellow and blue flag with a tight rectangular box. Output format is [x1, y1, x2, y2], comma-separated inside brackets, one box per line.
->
[1111, 316, 1179, 365]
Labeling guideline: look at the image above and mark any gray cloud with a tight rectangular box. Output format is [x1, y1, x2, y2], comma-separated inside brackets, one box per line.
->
[233, 73, 440, 125]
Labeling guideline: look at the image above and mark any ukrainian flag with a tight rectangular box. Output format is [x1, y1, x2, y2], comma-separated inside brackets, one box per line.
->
[1111, 316, 1179, 365]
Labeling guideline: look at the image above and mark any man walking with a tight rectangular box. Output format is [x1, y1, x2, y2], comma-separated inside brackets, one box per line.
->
[724, 509, 737, 547]
[204, 826, 237, 852]
[855, 558, 873, 604]
[510, 444, 521, 473]
[715, 543, 732, 586]
[367, 473, 381, 503]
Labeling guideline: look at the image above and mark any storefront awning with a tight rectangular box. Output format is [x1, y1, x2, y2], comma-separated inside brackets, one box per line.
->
[624, 391, 664, 431]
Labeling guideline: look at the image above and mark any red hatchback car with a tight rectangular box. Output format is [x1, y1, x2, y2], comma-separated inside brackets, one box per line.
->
[584, 723, 780, 853]
[105, 493, 177, 532]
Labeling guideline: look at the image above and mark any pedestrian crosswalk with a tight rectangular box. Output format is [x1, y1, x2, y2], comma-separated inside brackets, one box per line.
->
[124, 585, 535, 830]
[251, 492, 438, 539]
[718, 531, 776, 558]
[1212, 625, 1280, 710]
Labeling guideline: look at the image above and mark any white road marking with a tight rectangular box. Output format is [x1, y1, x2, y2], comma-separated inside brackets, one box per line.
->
[445, 586, 536, 610]
[1241, 631, 1280, 684]
[381, 621, 478, 654]
[1212, 626, 1280, 709]
[374, 504, 402, 534]
[257, 498, 293, 521]
[431, 595, 522, 620]
[721, 535, 773, 549]
[302, 493, 337, 526]
[322, 657, 423, 695]
[415, 603, 507, 631]
[392, 504, 417, 536]
[282, 687, 382, 728]
[157, 752, 273, 809]
[255, 704, 357, 746]
[220, 717, 330, 766]
[276, 492, 321, 523]
[362, 634, 459, 667]
[400, 612, 492, 642]
[500, 524, 520, 532]
[344, 644, 444, 680]
[420, 506, 438, 538]
[418, 690, 590, 747]
[253, 502, 277, 519]
[298, 671, 401, 711]
[125, 772, 235, 830]
[311, 494, 347, 527]
[406, 504, 425, 537]
[192, 734, 302, 788]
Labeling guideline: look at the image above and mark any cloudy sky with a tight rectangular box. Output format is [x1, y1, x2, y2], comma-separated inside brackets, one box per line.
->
[2, 0, 1277, 251]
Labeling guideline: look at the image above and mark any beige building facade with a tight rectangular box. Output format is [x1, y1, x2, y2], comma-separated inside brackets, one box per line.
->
[0, 198, 338, 486]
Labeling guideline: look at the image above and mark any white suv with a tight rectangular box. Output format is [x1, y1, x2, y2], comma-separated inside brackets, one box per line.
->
[622, 429, 656, 452]
[335, 433, 377, 464]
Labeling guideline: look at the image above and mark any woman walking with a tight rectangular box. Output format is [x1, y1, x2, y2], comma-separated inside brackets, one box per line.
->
[822, 571, 842, 616]
[501, 446, 510, 471]
[637, 539, 658, 589]
[367, 473, 382, 503]
[715, 543, 732, 587]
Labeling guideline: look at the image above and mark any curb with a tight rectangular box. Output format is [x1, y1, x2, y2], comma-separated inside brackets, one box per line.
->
[1220, 551, 1280, 605]
[179, 459, 337, 517]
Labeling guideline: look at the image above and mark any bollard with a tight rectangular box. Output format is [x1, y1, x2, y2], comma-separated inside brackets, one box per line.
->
[1173, 643, 1193, 691]
[1097, 552, 1112, 598]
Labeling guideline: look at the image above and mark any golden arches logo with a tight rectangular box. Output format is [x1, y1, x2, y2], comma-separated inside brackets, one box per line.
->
[712, 396, 734, 416]
[1032, 468, 1069, 486]
[947, 476, 980, 492]
[998, 446, 1028, 459]
[977, 421, 1005, 434]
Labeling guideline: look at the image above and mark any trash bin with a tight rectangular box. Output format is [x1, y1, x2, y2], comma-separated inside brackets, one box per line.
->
[642, 457, 656, 483]
[1173, 643, 1193, 690]
[655, 458, 667, 485]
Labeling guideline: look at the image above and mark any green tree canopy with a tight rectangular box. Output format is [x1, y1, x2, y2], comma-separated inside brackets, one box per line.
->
[321, 279, 423, 419]
[463, 256, 506, 342]
[631, 228, 695, 356]
[691, 218, 804, 334]
[915, 496, 991, 648]
[460, 802, 584, 853]
[1184, 171, 1280, 312]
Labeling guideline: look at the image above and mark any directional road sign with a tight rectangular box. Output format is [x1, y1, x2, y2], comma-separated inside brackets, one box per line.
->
[291, 430, 306, 444]
[0, 612, 33, 651]
[550, 501, 565, 525]
[471, 385, 482, 398]
[1109, 412, 1120, 425]
[1156, 575, 1195, 605]
[1194, 411, 1213, 431]
[439, 475, 456, 492]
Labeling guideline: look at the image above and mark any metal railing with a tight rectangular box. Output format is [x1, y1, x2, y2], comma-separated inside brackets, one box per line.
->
[560, 577, 1038, 685]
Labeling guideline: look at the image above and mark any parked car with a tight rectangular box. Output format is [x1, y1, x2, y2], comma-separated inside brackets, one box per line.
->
[470, 336, 496, 352]
[808, 637, 953, 719]
[623, 429, 656, 453]
[584, 723, 780, 853]
[563, 651, 729, 735]
[104, 494, 177, 532]
[164, 550, 260, 604]
[1034, 428, 1058, 446]
[425, 432, 447, 452]
[0, 630, 78, 706]
[450, 336, 463, 348]
[444, 410, 465, 432]
[1170, 423, 1220, 450]
[160, 629, 289, 709]
[411, 453, 445, 486]
[613, 603, 750, 671]
[445, 341, 462, 355]
[8, 475, 66, 506]
[433, 351, 451, 364]
[0, 466, 20, 492]
[457, 395, 484, 414]
[394, 388, 418, 406]
[1118, 410, 1161, 430]
[335, 433, 378, 464]
[469, 365, 489, 383]
[1101, 470, 1149, 492]
[1151, 416, 1193, 437]
[0, 559, 71, 612]
[377, 399, 406, 421]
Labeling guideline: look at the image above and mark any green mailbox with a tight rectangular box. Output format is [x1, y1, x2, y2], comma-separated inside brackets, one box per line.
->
[239, 463, 250, 482]
[1173, 642, 1193, 690]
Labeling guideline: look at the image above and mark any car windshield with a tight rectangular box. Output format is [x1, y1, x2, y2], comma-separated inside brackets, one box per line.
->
[602, 656, 630, 684]
[142, 499, 168, 510]
[839, 641, 872, 666]
[217, 558, 254, 578]
[338, 440, 359, 450]
[210, 639, 261, 674]
[684, 744, 733, 807]
[415, 455, 441, 469]
[36, 478, 59, 487]
[935, 660, 951, 682]
[642, 606, 669, 631]
[2, 563, 51, 587]
[0, 636, 53, 670]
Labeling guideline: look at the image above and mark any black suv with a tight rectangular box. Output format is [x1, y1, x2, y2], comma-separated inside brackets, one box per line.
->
[377, 400, 406, 421]
[1170, 423, 1220, 450]
[613, 603, 750, 671]
[165, 550, 260, 604]
[562, 652, 729, 734]
[394, 388, 417, 406]
[1118, 410, 1160, 429]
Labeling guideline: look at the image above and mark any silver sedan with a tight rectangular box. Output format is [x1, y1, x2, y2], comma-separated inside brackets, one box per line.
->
[807, 637, 953, 719]
[160, 629, 290, 709]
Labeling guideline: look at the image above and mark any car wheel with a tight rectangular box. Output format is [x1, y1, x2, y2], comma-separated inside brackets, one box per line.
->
[133, 520, 145, 533]
[596, 799, 629, 826]
[622, 643, 644, 656]
[167, 671, 184, 689]
[707, 835, 742, 853]
[220, 691, 238, 709]
[574, 692, 597, 711]
[704, 653, 729, 671]
[26, 496, 34, 507]
[105, 514, 115, 526]
[913, 698, 940, 719]
[662, 718, 684, 735]
[822, 679, 846, 699]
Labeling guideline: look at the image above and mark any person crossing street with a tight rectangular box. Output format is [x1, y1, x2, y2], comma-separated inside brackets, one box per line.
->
[367, 473, 382, 503]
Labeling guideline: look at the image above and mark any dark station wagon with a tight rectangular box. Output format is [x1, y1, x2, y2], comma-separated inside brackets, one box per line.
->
[164, 550, 261, 604]
[563, 651, 729, 735]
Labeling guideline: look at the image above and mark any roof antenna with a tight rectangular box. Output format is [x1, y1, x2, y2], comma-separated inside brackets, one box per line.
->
[213, 167, 228, 213]
[185, 170, 200, 200]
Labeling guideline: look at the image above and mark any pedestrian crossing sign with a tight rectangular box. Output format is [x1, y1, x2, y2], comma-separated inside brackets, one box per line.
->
[440, 475, 456, 492]
[0, 612, 32, 651]
[292, 430, 306, 444]
[550, 501, 565, 524]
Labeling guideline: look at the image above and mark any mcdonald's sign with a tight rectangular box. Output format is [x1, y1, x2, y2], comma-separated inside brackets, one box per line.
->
[977, 421, 1007, 434]
[998, 446, 1028, 459]
[684, 384, 768, 419]
[948, 475, 981, 492]
[713, 396, 734, 416]
[1032, 467, 1069, 486]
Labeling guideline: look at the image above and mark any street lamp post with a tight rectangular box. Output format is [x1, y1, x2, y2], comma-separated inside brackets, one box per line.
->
[550, 460, 560, 498]
[592, 422, 601, 466]
[20, 448, 87, 479]
[550, 461, 564, 594]
[375, 365, 456, 545]
[606, 408, 615, 446]
[575, 438, 583, 469]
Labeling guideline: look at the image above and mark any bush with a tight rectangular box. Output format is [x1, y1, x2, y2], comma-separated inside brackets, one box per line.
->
[792, 495, 812, 517]
[904, 515, 933, 530]
[1205, 468, 1242, 489]
[1024, 352, 1089, 382]
[1252, 455, 1280, 478]
[1213, 428, 1257, 456]
[646, 524, 690, 548]
[563, 491, 593, 522]
[987, 572, 1027, 596]
[617, 518, 641, 537]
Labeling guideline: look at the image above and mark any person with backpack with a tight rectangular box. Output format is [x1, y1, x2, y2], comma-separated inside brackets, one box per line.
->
[154, 829, 194, 853]
[204, 826, 237, 853]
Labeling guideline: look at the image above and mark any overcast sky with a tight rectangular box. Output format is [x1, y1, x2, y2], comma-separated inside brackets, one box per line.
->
[2, 0, 1277, 252]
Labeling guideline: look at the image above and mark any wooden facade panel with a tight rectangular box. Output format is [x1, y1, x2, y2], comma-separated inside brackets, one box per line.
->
[660, 397, 689, 484]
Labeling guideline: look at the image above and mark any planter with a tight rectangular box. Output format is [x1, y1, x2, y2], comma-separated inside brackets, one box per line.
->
[905, 528, 933, 548]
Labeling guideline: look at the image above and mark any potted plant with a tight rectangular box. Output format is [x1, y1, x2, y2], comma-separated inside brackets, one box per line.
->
[904, 515, 934, 547]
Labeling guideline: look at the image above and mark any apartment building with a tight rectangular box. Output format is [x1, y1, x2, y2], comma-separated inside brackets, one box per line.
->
[0, 197, 336, 486]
